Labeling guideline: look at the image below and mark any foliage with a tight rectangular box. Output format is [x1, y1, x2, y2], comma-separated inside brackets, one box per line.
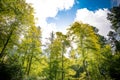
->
[0, 0, 34, 58]
[0, 62, 23, 80]
[107, 5, 120, 31]
[67, 22, 102, 80]
[108, 54, 120, 80]
[1, 0, 120, 80]
[0, 0, 42, 79]
[106, 5, 120, 80]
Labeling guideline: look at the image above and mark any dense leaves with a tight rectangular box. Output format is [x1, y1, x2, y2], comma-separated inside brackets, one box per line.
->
[0, 0, 34, 58]
[106, 5, 120, 80]
[107, 5, 120, 31]
[0, 1, 120, 80]
[0, 62, 23, 80]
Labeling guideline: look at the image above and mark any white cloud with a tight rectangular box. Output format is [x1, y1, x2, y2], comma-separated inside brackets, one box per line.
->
[26, 0, 75, 43]
[27, 0, 74, 17]
[75, 8, 112, 37]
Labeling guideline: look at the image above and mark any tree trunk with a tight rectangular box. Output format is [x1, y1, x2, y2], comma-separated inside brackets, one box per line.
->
[0, 28, 14, 58]
[62, 43, 64, 80]
[26, 53, 33, 76]
[80, 36, 90, 80]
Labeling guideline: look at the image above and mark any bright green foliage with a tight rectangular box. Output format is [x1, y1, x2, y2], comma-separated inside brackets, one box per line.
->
[18, 26, 42, 77]
[0, 0, 41, 79]
[45, 32, 71, 80]
[67, 22, 102, 80]
[0, 0, 34, 58]
[1, 0, 119, 80]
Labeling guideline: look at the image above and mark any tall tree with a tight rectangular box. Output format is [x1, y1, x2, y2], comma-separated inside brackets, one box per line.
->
[45, 32, 70, 80]
[67, 22, 101, 80]
[56, 32, 70, 80]
[107, 5, 120, 54]
[107, 5, 120, 31]
[106, 5, 120, 80]
[0, 0, 34, 59]
[19, 26, 42, 77]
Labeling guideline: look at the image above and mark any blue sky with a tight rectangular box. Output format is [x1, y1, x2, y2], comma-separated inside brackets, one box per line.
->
[47, 0, 111, 22]
[47, 0, 111, 30]
[78, 0, 111, 10]
[26, 0, 120, 40]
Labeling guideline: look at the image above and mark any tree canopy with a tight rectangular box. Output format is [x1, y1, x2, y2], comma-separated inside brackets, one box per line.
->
[0, 1, 120, 80]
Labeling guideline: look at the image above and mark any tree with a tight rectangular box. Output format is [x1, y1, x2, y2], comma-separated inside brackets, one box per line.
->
[106, 5, 120, 80]
[45, 32, 70, 80]
[19, 26, 42, 77]
[107, 5, 120, 54]
[56, 32, 70, 80]
[67, 22, 101, 80]
[0, 0, 35, 59]
[107, 5, 120, 31]
[0, 1, 38, 79]
[107, 5, 120, 53]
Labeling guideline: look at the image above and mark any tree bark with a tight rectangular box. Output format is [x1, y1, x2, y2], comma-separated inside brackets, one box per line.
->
[26, 53, 33, 76]
[0, 28, 14, 58]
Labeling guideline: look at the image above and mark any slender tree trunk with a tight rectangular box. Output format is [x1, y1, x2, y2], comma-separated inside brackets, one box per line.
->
[62, 42, 64, 80]
[83, 59, 90, 80]
[62, 52, 64, 80]
[49, 32, 54, 80]
[0, 27, 14, 58]
[26, 53, 33, 76]
[55, 70, 57, 80]
[25, 55, 30, 75]
[49, 54, 52, 80]
[80, 36, 90, 80]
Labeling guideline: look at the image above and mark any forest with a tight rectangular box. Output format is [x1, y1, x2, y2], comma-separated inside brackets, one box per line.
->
[0, 0, 120, 80]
